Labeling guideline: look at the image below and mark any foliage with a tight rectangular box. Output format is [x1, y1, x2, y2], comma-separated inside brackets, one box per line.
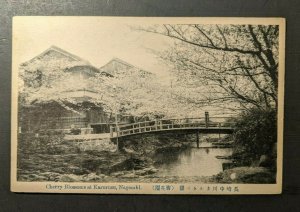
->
[141, 24, 279, 111]
[232, 107, 277, 166]
[18, 132, 70, 154]
[92, 67, 202, 119]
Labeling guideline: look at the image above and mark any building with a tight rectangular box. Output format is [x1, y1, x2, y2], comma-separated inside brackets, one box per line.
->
[19, 46, 134, 134]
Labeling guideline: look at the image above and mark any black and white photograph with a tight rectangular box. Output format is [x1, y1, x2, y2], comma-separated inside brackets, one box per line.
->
[11, 17, 285, 194]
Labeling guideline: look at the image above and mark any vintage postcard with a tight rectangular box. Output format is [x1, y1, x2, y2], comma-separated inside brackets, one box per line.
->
[11, 17, 285, 194]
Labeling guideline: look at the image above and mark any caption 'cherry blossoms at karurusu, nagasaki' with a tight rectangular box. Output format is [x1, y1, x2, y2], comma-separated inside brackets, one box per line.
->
[17, 24, 279, 184]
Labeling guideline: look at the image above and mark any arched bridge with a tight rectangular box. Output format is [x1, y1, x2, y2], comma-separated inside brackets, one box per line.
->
[110, 113, 235, 147]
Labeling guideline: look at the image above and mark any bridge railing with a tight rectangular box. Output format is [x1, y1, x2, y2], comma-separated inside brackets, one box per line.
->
[110, 117, 235, 138]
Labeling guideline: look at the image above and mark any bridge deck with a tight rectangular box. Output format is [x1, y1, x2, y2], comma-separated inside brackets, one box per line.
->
[110, 117, 234, 139]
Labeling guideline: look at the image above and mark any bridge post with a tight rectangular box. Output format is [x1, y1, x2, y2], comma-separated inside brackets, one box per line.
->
[155, 120, 158, 130]
[196, 130, 200, 148]
[205, 112, 209, 128]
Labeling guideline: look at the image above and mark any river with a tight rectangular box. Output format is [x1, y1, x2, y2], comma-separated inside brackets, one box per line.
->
[154, 142, 233, 177]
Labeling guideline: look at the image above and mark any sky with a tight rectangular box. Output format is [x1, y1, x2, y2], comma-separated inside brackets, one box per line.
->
[13, 17, 174, 81]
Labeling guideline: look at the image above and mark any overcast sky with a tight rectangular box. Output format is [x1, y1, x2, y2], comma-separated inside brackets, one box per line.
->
[13, 17, 174, 81]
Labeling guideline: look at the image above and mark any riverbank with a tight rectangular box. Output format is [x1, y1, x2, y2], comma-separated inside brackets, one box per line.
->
[210, 167, 276, 183]
[17, 132, 195, 182]
[200, 132, 277, 184]
[17, 132, 276, 184]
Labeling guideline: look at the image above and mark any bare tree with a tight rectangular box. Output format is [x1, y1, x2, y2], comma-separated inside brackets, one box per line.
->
[140, 24, 279, 111]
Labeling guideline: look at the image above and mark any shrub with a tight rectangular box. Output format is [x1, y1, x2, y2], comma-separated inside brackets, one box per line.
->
[232, 107, 277, 168]
[18, 131, 66, 154]
[70, 128, 81, 135]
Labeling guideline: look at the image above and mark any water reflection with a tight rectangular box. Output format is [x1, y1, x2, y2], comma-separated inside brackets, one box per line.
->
[155, 142, 232, 177]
